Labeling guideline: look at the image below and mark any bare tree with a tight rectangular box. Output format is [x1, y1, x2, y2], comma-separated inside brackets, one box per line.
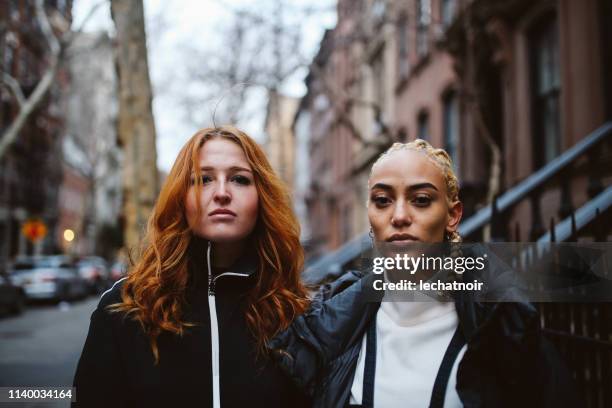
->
[177, 0, 332, 129]
[0, 0, 105, 161]
[179, 11, 264, 126]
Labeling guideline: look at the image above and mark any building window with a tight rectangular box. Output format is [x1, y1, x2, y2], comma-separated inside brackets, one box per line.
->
[397, 15, 410, 79]
[441, 0, 456, 28]
[416, 0, 431, 56]
[529, 13, 561, 167]
[443, 90, 460, 172]
[417, 111, 429, 140]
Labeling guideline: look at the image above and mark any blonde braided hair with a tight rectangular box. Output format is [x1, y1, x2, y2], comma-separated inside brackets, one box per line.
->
[369, 139, 462, 243]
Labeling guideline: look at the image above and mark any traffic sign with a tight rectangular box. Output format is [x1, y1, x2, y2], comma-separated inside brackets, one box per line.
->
[22, 220, 48, 242]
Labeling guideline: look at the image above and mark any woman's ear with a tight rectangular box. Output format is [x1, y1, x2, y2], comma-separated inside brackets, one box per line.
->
[446, 200, 463, 233]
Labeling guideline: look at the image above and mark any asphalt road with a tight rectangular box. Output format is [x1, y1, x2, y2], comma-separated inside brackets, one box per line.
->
[0, 297, 99, 408]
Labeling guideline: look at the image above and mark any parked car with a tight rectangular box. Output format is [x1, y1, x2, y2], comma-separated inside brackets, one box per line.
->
[77, 256, 110, 294]
[0, 273, 26, 316]
[109, 260, 127, 282]
[10, 256, 90, 302]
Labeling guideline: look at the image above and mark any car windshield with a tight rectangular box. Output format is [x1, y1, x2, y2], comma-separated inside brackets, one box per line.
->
[13, 262, 36, 270]
[12, 258, 72, 272]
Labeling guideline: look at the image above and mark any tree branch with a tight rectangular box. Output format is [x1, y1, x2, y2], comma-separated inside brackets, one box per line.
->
[0, 0, 66, 160]
[0, 73, 25, 107]
[0, 59, 59, 159]
[35, 0, 60, 54]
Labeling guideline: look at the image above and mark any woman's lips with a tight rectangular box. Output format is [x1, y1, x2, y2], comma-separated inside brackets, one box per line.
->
[208, 208, 237, 219]
[388, 239, 416, 244]
[386, 233, 419, 243]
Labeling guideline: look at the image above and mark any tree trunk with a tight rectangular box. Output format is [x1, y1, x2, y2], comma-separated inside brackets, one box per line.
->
[111, 0, 158, 254]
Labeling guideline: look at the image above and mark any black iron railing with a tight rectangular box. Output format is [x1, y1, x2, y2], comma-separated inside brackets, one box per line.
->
[461, 121, 612, 241]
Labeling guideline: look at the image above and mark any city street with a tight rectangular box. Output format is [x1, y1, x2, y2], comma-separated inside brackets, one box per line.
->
[0, 0, 610, 407]
[0, 297, 98, 408]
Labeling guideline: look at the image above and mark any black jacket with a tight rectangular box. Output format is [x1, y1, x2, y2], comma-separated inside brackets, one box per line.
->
[73, 239, 309, 408]
[268, 246, 579, 408]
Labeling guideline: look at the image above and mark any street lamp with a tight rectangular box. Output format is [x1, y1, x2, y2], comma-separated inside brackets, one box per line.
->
[63, 229, 75, 242]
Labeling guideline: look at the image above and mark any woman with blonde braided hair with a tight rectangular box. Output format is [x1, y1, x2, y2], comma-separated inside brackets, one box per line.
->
[269, 139, 576, 408]
[367, 139, 463, 244]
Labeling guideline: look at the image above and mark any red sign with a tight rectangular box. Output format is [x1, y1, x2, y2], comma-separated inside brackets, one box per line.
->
[22, 220, 48, 242]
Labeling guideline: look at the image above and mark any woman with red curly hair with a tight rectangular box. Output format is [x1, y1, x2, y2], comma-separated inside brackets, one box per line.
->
[73, 126, 311, 408]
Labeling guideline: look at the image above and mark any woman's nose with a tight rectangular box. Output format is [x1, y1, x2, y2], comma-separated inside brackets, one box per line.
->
[391, 201, 412, 227]
[213, 180, 231, 204]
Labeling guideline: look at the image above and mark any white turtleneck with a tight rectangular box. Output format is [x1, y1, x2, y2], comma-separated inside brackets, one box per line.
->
[349, 298, 467, 407]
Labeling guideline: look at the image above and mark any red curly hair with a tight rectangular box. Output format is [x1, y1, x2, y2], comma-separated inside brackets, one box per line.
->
[109, 126, 310, 363]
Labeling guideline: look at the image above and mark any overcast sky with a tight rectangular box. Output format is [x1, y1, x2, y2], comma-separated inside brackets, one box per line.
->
[72, 0, 336, 172]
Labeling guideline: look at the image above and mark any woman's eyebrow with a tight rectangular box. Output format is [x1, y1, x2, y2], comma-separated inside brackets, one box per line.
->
[407, 182, 438, 192]
[370, 182, 438, 192]
[199, 166, 252, 173]
[370, 182, 393, 192]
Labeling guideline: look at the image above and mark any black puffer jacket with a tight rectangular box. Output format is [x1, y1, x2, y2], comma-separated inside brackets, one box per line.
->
[269, 246, 578, 408]
[73, 239, 309, 408]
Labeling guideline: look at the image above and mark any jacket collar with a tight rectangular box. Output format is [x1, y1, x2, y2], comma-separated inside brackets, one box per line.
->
[188, 237, 258, 290]
[209, 240, 258, 278]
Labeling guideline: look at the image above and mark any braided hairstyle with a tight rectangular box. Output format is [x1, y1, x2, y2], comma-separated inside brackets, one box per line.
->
[369, 139, 462, 243]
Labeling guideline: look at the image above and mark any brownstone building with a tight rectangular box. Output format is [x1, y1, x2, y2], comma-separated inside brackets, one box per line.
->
[294, 0, 611, 258]
[442, 0, 612, 240]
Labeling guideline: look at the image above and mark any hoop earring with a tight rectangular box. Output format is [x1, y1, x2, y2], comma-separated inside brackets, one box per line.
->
[369, 227, 374, 240]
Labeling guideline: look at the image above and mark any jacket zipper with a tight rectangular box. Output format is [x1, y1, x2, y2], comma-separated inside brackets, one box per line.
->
[206, 241, 250, 408]
[206, 241, 221, 408]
